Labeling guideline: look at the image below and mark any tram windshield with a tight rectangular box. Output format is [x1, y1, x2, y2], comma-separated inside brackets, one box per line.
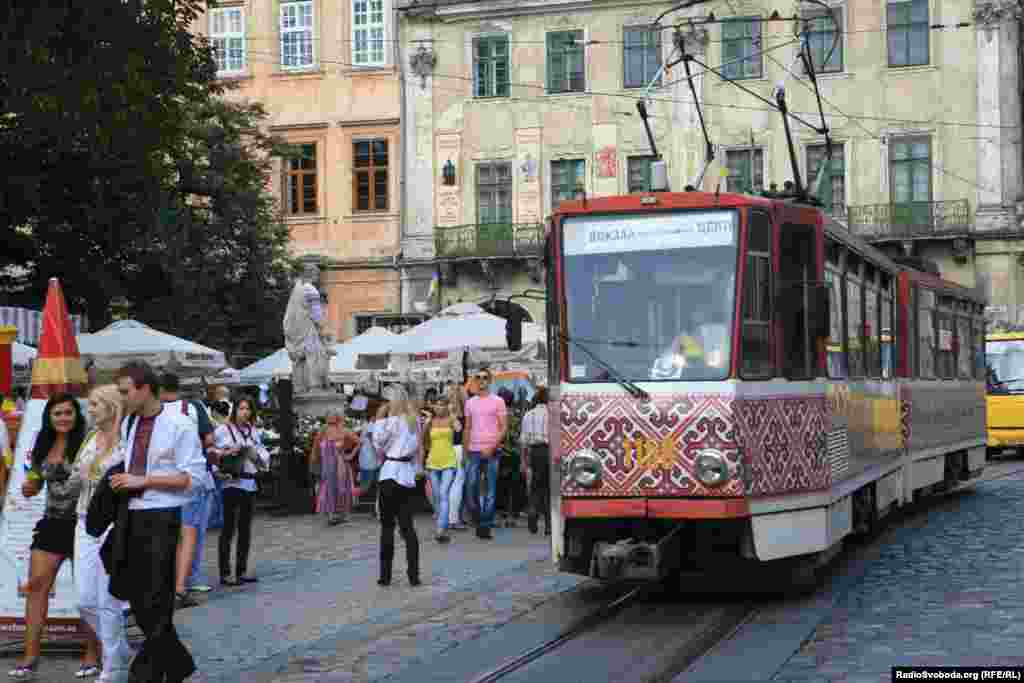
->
[562, 209, 738, 382]
[986, 338, 1024, 394]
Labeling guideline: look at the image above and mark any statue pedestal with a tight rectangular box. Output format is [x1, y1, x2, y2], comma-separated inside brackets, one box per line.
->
[293, 390, 344, 419]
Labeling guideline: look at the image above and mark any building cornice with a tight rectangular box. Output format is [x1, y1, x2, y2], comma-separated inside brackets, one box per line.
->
[269, 121, 331, 132]
[339, 117, 402, 128]
[403, 0, 669, 22]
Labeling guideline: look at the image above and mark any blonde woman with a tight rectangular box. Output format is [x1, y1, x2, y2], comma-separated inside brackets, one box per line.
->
[70, 385, 135, 682]
[370, 386, 423, 587]
[424, 402, 460, 543]
[445, 384, 468, 531]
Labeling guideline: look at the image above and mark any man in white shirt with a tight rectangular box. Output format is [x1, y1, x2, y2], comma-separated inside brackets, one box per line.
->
[113, 362, 207, 683]
[519, 387, 550, 536]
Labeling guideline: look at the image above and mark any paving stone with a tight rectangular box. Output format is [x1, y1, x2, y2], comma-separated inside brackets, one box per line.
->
[773, 466, 1024, 679]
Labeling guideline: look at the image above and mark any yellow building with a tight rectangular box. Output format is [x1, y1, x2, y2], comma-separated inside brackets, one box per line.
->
[397, 0, 1022, 325]
[192, 0, 412, 340]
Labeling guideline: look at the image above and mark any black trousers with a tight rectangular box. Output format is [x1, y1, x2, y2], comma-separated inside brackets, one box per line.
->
[378, 479, 419, 582]
[126, 508, 196, 683]
[529, 445, 551, 527]
[219, 487, 255, 579]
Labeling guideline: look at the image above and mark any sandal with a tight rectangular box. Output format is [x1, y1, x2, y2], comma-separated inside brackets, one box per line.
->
[7, 660, 38, 679]
[74, 664, 100, 678]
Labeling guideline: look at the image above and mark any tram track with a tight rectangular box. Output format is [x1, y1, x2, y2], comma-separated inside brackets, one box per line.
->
[467, 582, 755, 683]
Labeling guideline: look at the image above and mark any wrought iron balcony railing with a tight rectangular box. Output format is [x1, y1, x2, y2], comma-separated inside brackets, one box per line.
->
[434, 222, 544, 258]
[845, 199, 971, 240]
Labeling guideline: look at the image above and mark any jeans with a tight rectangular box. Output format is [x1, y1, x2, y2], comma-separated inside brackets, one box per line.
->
[208, 477, 224, 530]
[464, 451, 499, 529]
[449, 448, 465, 526]
[75, 519, 134, 683]
[181, 486, 213, 588]
[428, 468, 456, 533]
[219, 488, 254, 579]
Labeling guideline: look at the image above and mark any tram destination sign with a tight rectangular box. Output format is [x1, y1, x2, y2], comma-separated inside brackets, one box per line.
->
[564, 210, 736, 256]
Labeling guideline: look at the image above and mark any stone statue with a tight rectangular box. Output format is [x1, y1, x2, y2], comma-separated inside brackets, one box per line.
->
[283, 263, 335, 395]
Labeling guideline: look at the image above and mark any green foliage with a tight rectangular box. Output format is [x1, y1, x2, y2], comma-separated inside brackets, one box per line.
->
[0, 0, 298, 361]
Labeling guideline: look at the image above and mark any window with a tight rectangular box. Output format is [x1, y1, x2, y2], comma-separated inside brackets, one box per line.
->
[627, 156, 657, 193]
[804, 8, 843, 73]
[551, 159, 585, 208]
[957, 313, 972, 378]
[917, 288, 935, 378]
[285, 143, 317, 215]
[881, 274, 895, 379]
[476, 162, 512, 224]
[742, 210, 773, 378]
[890, 137, 931, 232]
[847, 271, 864, 378]
[888, 0, 929, 67]
[974, 316, 986, 379]
[722, 19, 762, 80]
[624, 26, 661, 88]
[807, 144, 845, 213]
[825, 269, 847, 378]
[354, 140, 388, 212]
[353, 0, 386, 66]
[474, 36, 510, 98]
[726, 148, 764, 194]
[280, 1, 315, 69]
[779, 222, 817, 379]
[547, 30, 585, 94]
[864, 278, 881, 378]
[210, 7, 246, 74]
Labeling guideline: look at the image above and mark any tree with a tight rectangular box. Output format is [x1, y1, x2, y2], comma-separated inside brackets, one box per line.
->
[0, 0, 220, 322]
[133, 97, 300, 361]
[0, 0, 299, 360]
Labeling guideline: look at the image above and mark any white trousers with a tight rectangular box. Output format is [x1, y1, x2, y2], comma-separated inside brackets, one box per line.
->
[449, 446, 465, 525]
[75, 518, 135, 682]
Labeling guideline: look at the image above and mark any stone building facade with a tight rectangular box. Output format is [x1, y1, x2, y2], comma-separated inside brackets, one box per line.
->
[192, 0, 407, 341]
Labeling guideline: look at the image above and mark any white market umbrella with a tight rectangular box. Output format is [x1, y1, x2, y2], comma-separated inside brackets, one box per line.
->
[382, 303, 512, 356]
[245, 327, 398, 385]
[76, 319, 226, 377]
[12, 341, 36, 385]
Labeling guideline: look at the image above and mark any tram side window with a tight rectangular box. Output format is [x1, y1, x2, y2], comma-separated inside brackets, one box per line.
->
[846, 274, 864, 377]
[974, 314, 986, 379]
[825, 269, 848, 378]
[742, 210, 773, 378]
[545, 232, 560, 387]
[881, 274, 894, 379]
[935, 300, 955, 379]
[917, 289, 936, 378]
[864, 277, 881, 378]
[956, 310, 972, 378]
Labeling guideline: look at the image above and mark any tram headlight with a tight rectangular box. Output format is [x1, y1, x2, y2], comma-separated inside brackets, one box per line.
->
[569, 449, 603, 488]
[695, 450, 730, 488]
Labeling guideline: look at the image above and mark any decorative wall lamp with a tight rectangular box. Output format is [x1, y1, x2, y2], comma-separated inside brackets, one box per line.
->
[442, 159, 457, 186]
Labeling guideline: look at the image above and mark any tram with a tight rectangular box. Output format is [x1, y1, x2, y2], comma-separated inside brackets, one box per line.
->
[510, 190, 987, 583]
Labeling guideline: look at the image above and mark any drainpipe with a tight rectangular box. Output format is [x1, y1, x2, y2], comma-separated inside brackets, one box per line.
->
[396, 1, 407, 315]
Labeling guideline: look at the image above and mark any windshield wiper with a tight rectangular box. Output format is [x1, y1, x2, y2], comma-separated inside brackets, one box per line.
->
[993, 377, 1024, 386]
[561, 333, 650, 401]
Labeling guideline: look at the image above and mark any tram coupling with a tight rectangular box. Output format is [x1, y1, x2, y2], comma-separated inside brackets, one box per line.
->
[588, 524, 684, 581]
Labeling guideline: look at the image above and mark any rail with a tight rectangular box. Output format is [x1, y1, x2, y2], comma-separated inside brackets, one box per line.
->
[434, 222, 544, 258]
[845, 199, 971, 240]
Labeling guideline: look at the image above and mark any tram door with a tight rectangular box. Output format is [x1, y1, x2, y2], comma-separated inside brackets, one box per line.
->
[778, 220, 824, 379]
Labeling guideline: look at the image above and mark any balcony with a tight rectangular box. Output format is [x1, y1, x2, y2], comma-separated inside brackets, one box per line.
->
[434, 222, 544, 259]
[844, 199, 971, 242]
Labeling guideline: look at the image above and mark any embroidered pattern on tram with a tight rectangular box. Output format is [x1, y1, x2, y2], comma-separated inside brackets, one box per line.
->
[559, 393, 830, 498]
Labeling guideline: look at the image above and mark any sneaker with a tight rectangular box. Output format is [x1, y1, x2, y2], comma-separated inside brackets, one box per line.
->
[187, 584, 213, 593]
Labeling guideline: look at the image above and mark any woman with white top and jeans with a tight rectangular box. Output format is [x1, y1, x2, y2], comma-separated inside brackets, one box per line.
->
[371, 387, 422, 587]
[210, 397, 269, 586]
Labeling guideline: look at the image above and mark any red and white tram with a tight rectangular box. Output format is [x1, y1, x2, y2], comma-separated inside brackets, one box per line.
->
[521, 190, 986, 583]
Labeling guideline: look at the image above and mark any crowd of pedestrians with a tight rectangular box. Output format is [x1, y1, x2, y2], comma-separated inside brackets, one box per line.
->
[2, 361, 551, 680]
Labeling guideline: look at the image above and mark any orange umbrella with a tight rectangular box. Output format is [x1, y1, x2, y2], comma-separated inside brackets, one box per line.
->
[29, 278, 88, 399]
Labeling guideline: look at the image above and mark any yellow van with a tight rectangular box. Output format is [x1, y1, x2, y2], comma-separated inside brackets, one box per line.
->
[985, 330, 1024, 453]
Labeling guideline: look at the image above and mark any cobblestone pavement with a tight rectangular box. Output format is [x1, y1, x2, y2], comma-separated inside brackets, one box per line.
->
[0, 508, 577, 682]
[773, 460, 1024, 681]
